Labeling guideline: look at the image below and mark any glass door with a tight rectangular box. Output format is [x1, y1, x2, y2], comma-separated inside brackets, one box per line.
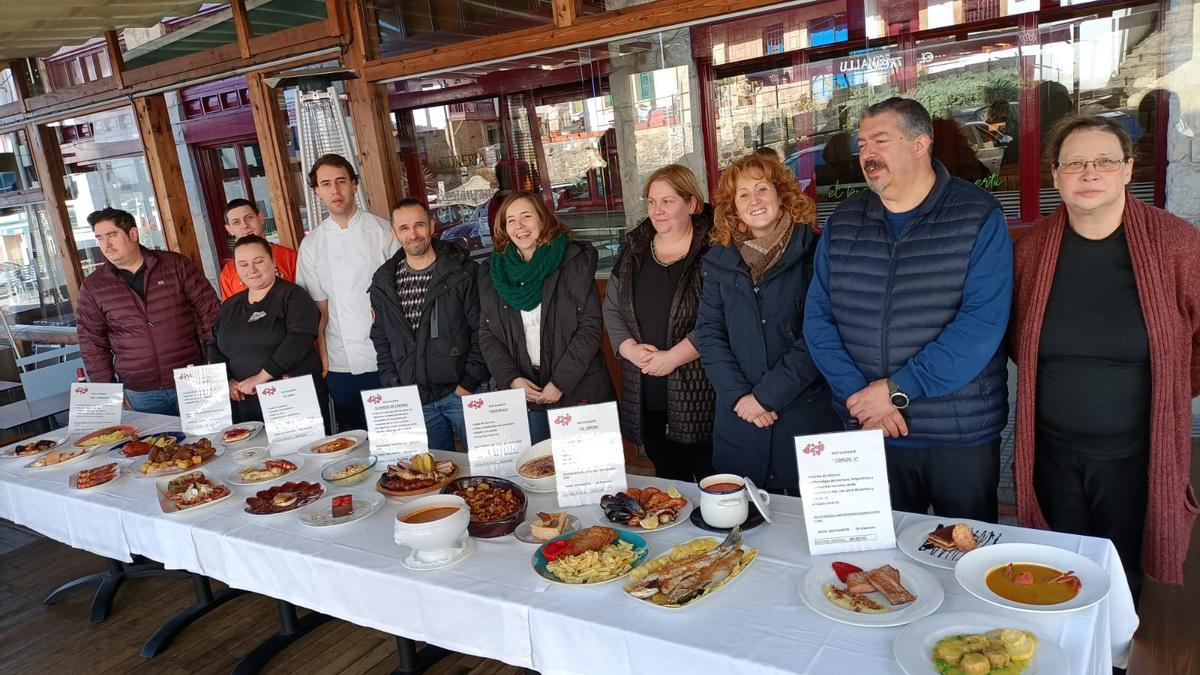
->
[195, 139, 276, 265]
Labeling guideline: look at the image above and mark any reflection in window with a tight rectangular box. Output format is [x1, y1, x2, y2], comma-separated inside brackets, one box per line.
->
[372, 0, 554, 58]
[0, 204, 74, 326]
[0, 68, 18, 106]
[0, 131, 40, 193]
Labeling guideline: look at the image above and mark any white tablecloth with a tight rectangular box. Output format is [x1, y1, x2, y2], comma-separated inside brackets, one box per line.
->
[0, 413, 1138, 674]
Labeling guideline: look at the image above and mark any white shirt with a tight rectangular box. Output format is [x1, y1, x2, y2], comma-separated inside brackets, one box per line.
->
[295, 208, 397, 374]
[520, 306, 541, 369]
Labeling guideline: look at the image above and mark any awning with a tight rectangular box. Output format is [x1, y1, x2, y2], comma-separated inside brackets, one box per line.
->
[0, 2, 210, 61]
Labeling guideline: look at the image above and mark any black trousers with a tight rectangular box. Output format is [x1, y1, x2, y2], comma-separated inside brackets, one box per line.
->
[641, 409, 714, 483]
[1034, 446, 1148, 601]
[885, 441, 1001, 523]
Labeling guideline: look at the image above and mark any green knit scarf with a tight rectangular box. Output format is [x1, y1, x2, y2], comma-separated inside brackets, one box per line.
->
[489, 233, 568, 311]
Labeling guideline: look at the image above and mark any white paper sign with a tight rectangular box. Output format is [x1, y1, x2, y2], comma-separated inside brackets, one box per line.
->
[549, 402, 626, 508]
[257, 375, 325, 455]
[362, 386, 427, 464]
[795, 429, 896, 556]
[463, 388, 530, 478]
[174, 364, 233, 435]
[68, 382, 124, 435]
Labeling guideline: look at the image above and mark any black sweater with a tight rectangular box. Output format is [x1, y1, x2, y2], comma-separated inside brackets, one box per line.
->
[208, 279, 322, 382]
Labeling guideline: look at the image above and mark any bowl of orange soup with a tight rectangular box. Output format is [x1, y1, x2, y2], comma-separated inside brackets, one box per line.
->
[955, 542, 1111, 613]
[394, 494, 469, 563]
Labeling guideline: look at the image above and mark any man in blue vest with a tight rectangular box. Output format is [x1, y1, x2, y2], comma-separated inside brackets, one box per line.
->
[804, 97, 1013, 522]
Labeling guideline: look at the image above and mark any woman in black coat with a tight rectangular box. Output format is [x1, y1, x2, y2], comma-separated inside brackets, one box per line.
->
[478, 192, 614, 443]
[695, 154, 840, 493]
[603, 164, 715, 481]
[208, 235, 330, 431]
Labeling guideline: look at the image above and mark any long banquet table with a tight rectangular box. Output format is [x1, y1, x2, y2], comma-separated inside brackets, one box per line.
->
[0, 412, 1139, 674]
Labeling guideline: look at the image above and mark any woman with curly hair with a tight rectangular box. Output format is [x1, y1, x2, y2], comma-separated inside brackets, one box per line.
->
[695, 154, 841, 493]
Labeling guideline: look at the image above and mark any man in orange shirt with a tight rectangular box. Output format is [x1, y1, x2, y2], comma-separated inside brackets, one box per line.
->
[218, 198, 298, 300]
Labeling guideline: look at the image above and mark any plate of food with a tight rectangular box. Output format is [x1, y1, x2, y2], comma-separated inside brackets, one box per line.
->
[515, 512, 581, 544]
[244, 481, 325, 515]
[228, 446, 268, 464]
[377, 452, 459, 496]
[218, 421, 263, 444]
[798, 555, 944, 627]
[321, 455, 378, 487]
[624, 529, 758, 608]
[138, 438, 222, 476]
[108, 432, 187, 459]
[299, 430, 367, 458]
[298, 494, 383, 527]
[156, 471, 233, 513]
[75, 425, 138, 449]
[227, 458, 301, 486]
[2, 433, 69, 459]
[599, 485, 690, 532]
[442, 476, 527, 538]
[24, 447, 90, 469]
[898, 518, 1005, 570]
[514, 440, 555, 493]
[893, 611, 1069, 675]
[533, 526, 649, 586]
[955, 543, 1109, 613]
[69, 462, 122, 489]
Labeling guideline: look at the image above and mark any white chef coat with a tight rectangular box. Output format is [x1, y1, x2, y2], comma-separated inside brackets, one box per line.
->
[295, 208, 397, 374]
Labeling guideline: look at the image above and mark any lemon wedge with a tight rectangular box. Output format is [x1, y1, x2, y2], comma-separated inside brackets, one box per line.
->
[640, 514, 660, 529]
[666, 485, 682, 499]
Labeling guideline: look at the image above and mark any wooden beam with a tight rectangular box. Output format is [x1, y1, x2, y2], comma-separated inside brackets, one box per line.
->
[552, 0, 578, 28]
[244, 71, 304, 250]
[27, 124, 84, 308]
[364, 0, 784, 81]
[344, 0, 402, 214]
[103, 31, 125, 89]
[132, 95, 203, 270]
[327, 0, 348, 38]
[231, 0, 254, 59]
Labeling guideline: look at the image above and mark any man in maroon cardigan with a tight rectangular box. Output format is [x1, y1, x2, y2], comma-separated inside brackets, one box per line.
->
[76, 208, 220, 415]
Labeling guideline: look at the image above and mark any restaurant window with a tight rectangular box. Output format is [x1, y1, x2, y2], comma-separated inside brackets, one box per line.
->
[51, 108, 168, 277]
[0, 131, 40, 194]
[119, 4, 237, 71]
[0, 68, 18, 106]
[0, 204, 74, 327]
[1036, 4, 1160, 213]
[763, 24, 786, 55]
[636, 73, 655, 101]
[371, 0, 555, 58]
[248, 0, 327, 37]
[42, 39, 112, 90]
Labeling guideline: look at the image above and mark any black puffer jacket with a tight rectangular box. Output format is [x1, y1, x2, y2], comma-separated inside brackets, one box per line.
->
[369, 240, 487, 403]
[478, 240, 614, 408]
[603, 212, 715, 445]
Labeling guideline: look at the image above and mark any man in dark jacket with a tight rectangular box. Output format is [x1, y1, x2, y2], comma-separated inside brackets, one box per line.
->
[76, 208, 220, 415]
[369, 199, 487, 451]
[804, 97, 1013, 522]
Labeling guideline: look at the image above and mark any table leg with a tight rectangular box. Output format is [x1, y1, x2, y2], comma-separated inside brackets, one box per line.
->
[390, 636, 450, 675]
[231, 600, 331, 675]
[140, 574, 247, 658]
[42, 557, 189, 624]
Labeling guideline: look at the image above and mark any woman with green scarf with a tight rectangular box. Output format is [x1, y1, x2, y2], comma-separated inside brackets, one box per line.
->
[478, 192, 614, 443]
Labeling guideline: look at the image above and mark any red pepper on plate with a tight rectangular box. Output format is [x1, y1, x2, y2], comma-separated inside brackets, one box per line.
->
[542, 539, 573, 562]
[832, 561, 862, 583]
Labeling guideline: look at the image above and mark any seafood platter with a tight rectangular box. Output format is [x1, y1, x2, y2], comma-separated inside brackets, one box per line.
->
[624, 528, 758, 608]
[600, 485, 690, 531]
[156, 471, 233, 513]
[532, 526, 648, 585]
[377, 452, 458, 496]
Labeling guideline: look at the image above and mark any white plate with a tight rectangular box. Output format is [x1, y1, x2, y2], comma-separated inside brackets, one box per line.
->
[514, 514, 581, 544]
[798, 554, 944, 627]
[155, 473, 235, 514]
[68, 462, 123, 490]
[134, 441, 224, 477]
[106, 432, 188, 460]
[217, 421, 264, 444]
[401, 536, 474, 571]
[597, 500, 693, 534]
[897, 518, 1007, 570]
[229, 446, 269, 464]
[297, 495, 383, 527]
[298, 430, 368, 458]
[23, 447, 91, 470]
[624, 536, 758, 610]
[955, 542, 1110, 613]
[517, 476, 557, 493]
[1, 432, 68, 459]
[226, 457, 304, 486]
[894, 611, 1070, 675]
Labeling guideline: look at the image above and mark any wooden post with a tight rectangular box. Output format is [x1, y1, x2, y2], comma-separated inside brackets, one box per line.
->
[552, 0, 577, 28]
[132, 94, 204, 270]
[345, 0, 402, 215]
[231, 0, 254, 59]
[244, 71, 304, 250]
[103, 31, 126, 89]
[27, 124, 85, 307]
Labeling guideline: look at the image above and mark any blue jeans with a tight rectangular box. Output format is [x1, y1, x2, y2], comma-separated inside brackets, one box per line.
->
[125, 388, 179, 416]
[423, 391, 467, 451]
[325, 371, 380, 432]
[528, 408, 550, 445]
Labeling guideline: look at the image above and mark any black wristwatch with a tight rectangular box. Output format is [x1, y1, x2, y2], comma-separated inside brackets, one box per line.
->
[887, 378, 909, 410]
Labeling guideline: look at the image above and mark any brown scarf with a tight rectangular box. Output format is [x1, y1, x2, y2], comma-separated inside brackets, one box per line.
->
[738, 215, 794, 283]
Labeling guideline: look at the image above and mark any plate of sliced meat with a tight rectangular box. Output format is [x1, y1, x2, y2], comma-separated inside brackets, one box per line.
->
[70, 462, 121, 489]
[798, 554, 944, 627]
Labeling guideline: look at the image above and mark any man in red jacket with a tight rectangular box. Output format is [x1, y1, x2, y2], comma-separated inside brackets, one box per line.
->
[76, 208, 220, 415]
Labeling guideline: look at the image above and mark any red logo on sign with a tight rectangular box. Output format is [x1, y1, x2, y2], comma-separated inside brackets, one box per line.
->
[367, 394, 382, 405]
[74, 386, 88, 394]
[801, 441, 825, 457]
[467, 399, 484, 409]
[261, 387, 277, 396]
[553, 414, 572, 426]
[178, 373, 191, 381]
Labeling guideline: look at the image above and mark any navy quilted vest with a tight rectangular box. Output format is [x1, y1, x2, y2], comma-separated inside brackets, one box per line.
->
[824, 161, 1007, 446]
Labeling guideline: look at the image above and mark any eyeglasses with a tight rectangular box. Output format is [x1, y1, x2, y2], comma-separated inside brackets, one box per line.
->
[1054, 157, 1129, 174]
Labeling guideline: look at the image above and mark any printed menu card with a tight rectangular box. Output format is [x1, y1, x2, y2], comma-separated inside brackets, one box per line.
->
[174, 364, 233, 435]
[463, 388, 530, 479]
[361, 385, 428, 464]
[68, 382, 124, 435]
[549, 401, 627, 508]
[794, 429, 897, 556]
[257, 375, 324, 455]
